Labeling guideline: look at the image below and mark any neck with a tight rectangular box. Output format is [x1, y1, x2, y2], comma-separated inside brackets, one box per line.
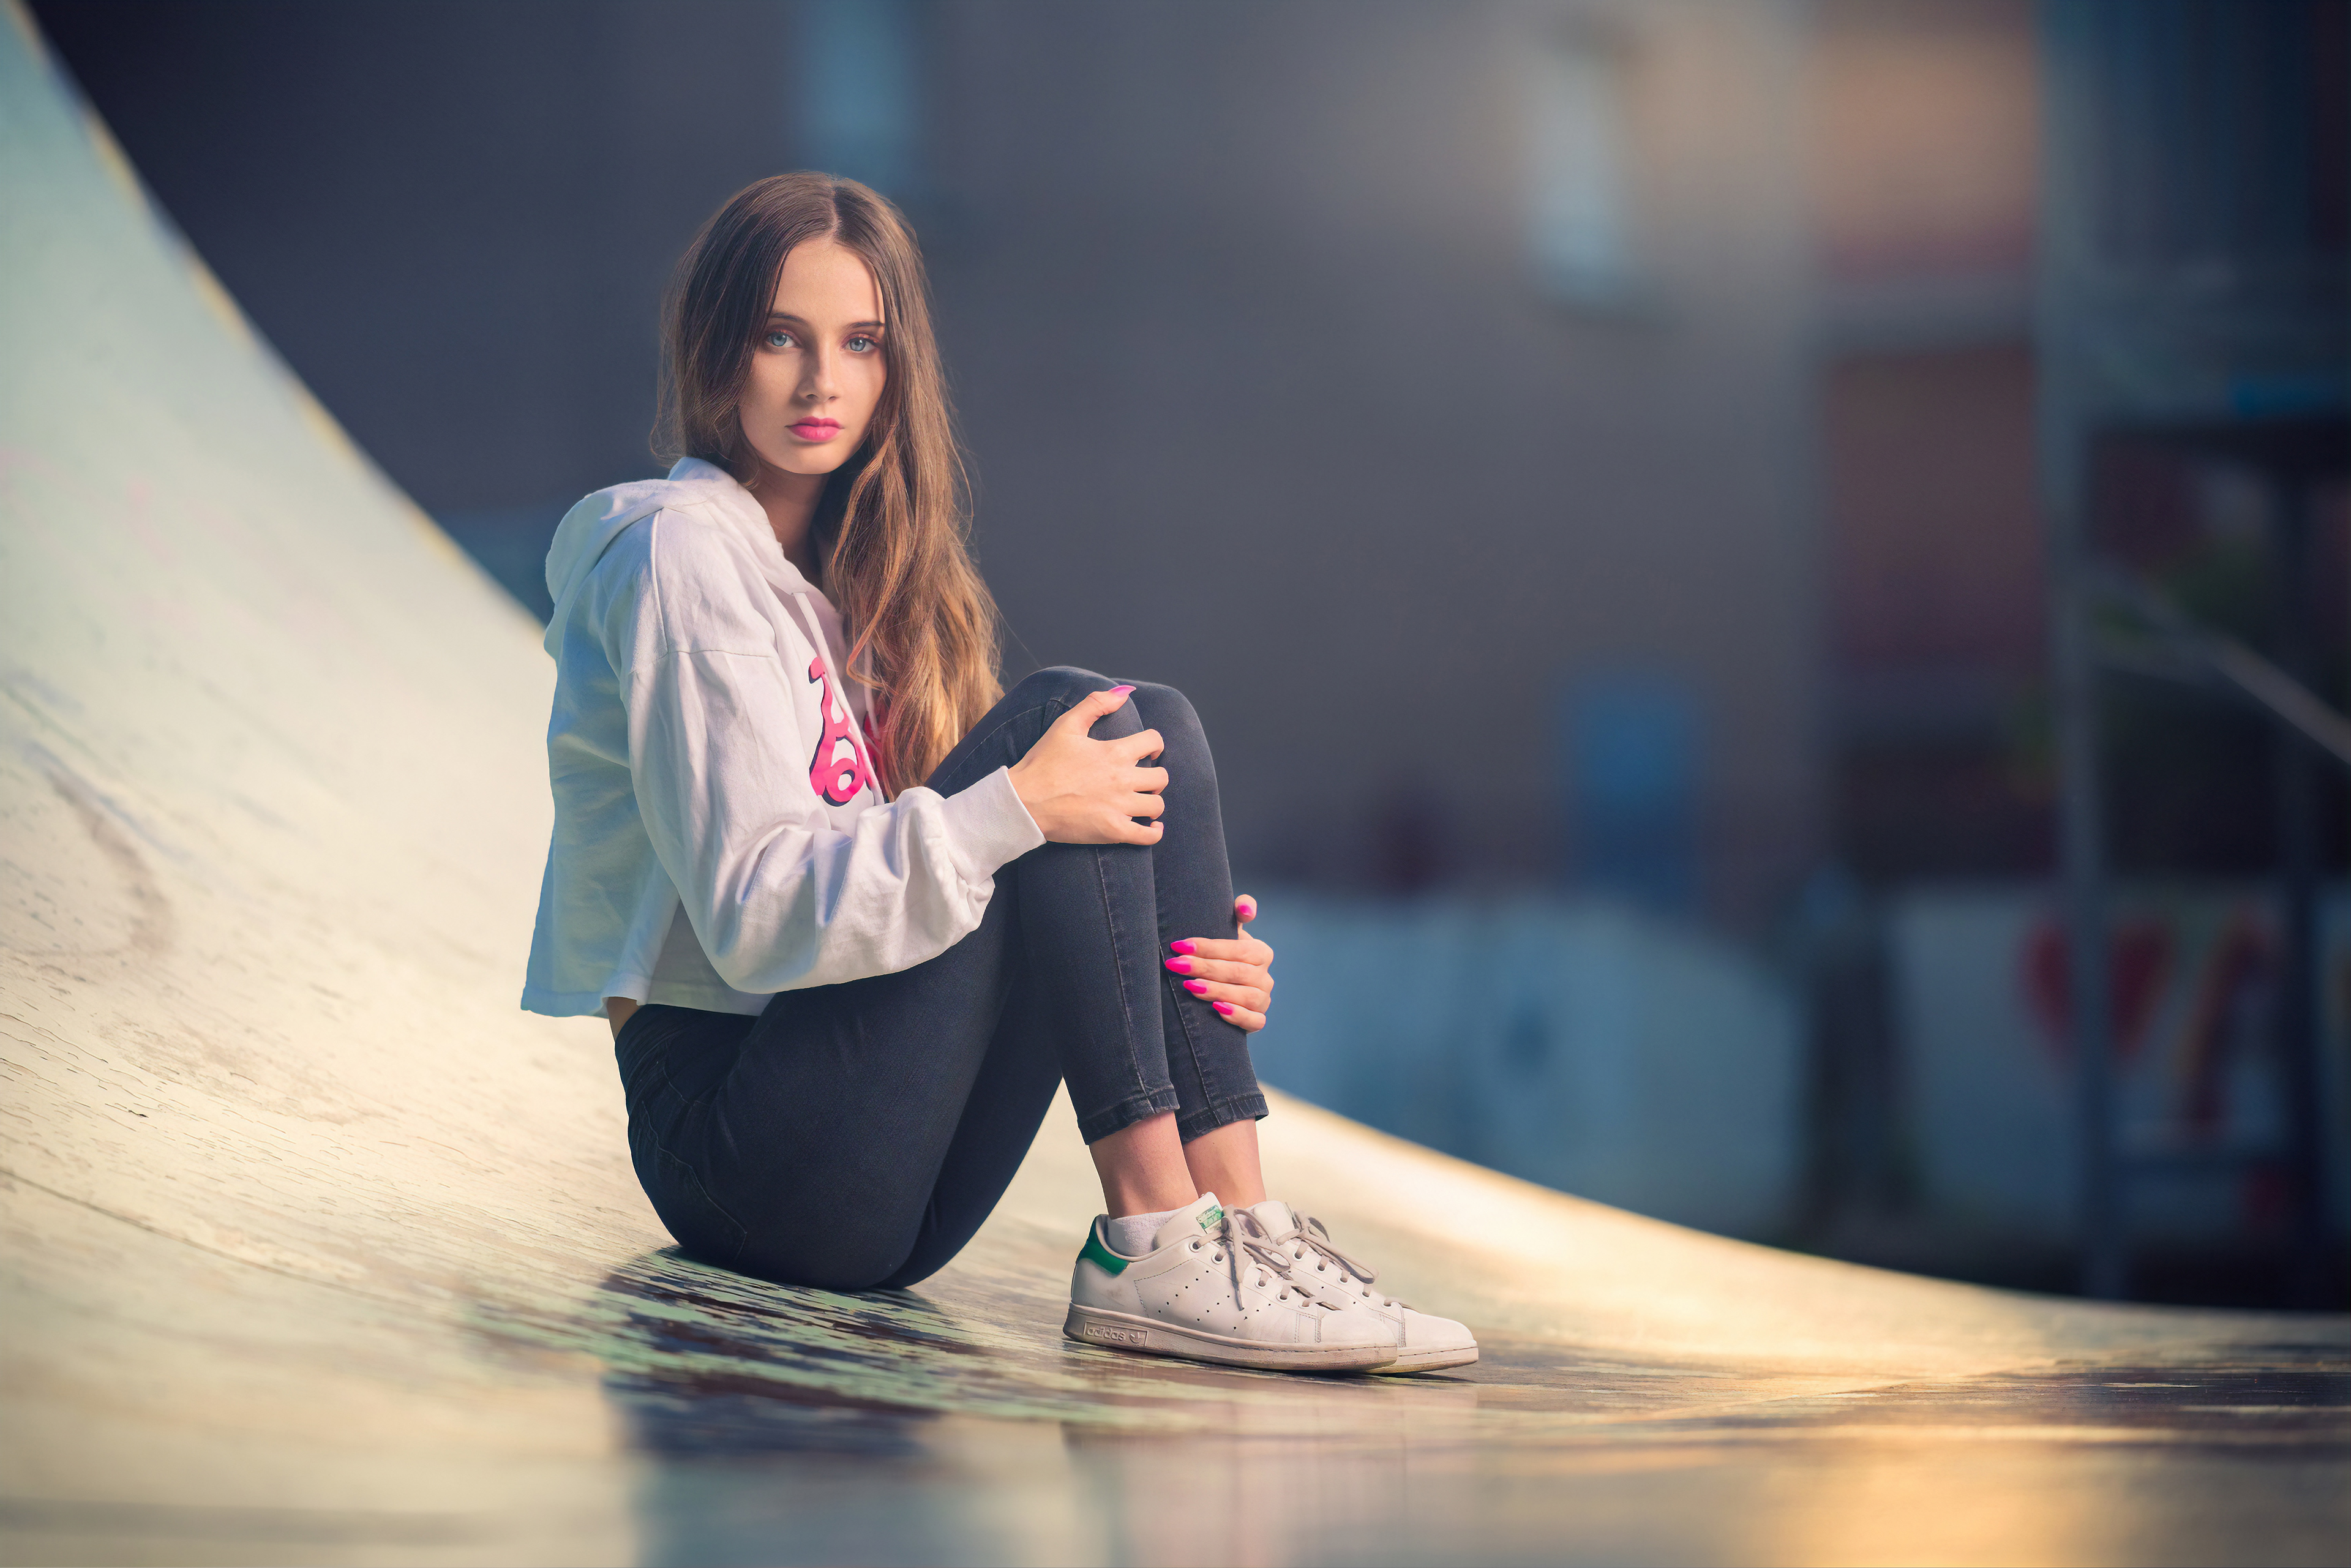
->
[752, 463, 825, 581]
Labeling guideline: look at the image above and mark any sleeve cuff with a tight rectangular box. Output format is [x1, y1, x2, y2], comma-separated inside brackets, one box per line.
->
[938, 765, 1047, 881]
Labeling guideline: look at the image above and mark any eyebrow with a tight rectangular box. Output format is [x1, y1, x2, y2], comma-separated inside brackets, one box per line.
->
[765, 310, 886, 329]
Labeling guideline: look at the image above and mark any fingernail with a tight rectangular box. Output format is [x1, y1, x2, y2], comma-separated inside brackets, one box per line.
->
[1185, 980, 1210, 996]
[1165, 957, 1192, 974]
[1237, 902, 1256, 919]
[1108, 685, 1134, 698]
[1213, 1000, 1235, 1015]
[1169, 939, 1196, 955]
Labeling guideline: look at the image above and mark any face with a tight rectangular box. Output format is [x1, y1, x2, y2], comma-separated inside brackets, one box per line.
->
[736, 238, 887, 479]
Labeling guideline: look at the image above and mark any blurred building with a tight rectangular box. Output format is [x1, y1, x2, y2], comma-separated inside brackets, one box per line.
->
[1812, 0, 2053, 882]
[918, 1, 1824, 925]
[37, 0, 1829, 925]
[1807, 0, 2350, 1304]
[1815, 0, 2349, 890]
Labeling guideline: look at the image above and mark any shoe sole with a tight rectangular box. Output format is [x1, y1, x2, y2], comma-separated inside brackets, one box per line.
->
[1373, 1345, 1480, 1374]
[1064, 1304, 1397, 1373]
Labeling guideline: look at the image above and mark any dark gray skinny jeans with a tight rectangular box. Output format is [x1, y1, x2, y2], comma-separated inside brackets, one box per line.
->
[613, 666, 1267, 1290]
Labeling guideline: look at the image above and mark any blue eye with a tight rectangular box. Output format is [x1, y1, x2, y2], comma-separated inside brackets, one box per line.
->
[847, 335, 878, 353]
[763, 330, 793, 350]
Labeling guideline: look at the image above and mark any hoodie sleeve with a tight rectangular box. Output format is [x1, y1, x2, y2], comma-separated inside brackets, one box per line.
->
[611, 516, 1043, 994]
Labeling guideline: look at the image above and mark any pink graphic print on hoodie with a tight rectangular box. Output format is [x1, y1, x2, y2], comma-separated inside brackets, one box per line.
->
[806, 655, 876, 806]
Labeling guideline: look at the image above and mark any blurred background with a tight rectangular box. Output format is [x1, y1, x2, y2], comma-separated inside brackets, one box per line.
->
[31, 0, 2346, 1306]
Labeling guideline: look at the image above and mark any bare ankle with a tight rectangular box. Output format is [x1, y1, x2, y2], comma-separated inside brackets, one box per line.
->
[1089, 1112, 1198, 1216]
[1180, 1117, 1267, 1209]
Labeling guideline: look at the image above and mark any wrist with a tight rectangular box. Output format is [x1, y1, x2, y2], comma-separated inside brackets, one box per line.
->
[1007, 758, 1053, 835]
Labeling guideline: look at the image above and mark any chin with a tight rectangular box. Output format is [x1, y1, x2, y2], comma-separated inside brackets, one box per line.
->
[756, 444, 853, 478]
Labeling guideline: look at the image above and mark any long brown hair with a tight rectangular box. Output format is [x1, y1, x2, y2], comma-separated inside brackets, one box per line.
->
[656, 173, 1001, 795]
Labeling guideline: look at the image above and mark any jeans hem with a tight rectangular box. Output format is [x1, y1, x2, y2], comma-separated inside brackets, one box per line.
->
[1176, 1092, 1267, 1144]
[1075, 1086, 1183, 1145]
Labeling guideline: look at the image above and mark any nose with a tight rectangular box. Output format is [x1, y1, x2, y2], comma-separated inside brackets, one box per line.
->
[798, 345, 836, 405]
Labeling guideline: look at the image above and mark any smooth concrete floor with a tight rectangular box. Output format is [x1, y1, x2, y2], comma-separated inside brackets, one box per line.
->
[7, 1078, 2344, 1566]
[2, 6, 2346, 1562]
[592, 1247, 2351, 1567]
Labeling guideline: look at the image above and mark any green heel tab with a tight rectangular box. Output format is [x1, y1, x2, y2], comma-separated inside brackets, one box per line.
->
[1078, 1227, 1130, 1276]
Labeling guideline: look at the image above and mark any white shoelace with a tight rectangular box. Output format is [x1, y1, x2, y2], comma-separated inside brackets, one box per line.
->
[1192, 1210, 1344, 1311]
[1263, 1212, 1406, 1310]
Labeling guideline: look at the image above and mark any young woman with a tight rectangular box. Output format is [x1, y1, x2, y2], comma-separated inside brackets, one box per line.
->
[523, 173, 1474, 1375]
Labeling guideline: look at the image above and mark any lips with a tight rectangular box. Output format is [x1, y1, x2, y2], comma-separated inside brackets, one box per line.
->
[788, 419, 842, 441]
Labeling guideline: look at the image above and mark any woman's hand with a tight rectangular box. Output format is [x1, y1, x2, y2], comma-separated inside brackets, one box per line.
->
[1167, 893, 1275, 1031]
[1008, 685, 1168, 844]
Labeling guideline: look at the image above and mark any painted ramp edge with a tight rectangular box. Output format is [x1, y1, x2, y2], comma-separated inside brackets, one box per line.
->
[1, 6, 2344, 1563]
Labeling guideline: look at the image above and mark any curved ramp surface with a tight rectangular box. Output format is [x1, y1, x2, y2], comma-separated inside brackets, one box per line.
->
[1, 11, 2344, 1565]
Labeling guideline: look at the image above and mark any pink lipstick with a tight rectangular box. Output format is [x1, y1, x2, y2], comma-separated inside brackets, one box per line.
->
[788, 418, 842, 441]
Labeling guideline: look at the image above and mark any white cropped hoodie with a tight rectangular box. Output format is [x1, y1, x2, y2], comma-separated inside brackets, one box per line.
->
[520, 457, 1044, 1018]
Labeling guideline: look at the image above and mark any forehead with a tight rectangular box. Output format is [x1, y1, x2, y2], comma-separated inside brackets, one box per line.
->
[770, 238, 883, 321]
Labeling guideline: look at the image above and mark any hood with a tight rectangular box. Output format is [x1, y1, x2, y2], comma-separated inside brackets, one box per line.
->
[541, 457, 759, 653]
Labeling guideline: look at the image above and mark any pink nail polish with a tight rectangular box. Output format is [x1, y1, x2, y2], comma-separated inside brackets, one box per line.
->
[1108, 685, 1134, 698]
[1213, 1000, 1234, 1015]
[1169, 939, 1197, 955]
[1165, 957, 1191, 974]
[1185, 980, 1209, 995]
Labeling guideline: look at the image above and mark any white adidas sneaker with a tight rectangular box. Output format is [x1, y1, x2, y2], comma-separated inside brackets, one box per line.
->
[1065, 1193, 1399, 1373]
[1243, 1199, 1479, 1373]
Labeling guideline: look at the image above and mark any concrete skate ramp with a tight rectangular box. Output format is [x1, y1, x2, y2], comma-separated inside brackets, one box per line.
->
[1, 10, 2344, 1566]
